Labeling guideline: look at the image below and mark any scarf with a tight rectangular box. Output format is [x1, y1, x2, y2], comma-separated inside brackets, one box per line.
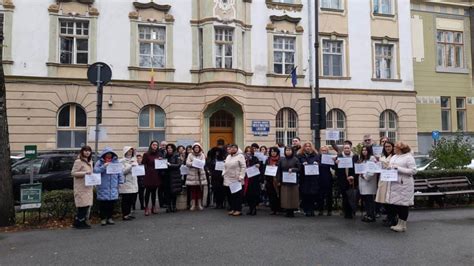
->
[268, 155, 280, 166]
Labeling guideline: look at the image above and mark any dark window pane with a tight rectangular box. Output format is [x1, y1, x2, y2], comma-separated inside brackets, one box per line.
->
[152, 131, 165, 143]
[76, 53, 88, 64]
[139, 107, 150, 128]
[74, 131, 87, 148]
[154, 107, 166, 128]
[75, 106, 87, 127]
[58, 106, 70, 127]
[57, 131, 72, 148]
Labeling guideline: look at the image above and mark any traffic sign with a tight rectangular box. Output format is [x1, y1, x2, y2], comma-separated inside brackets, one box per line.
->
[432, 130, 440, 141]
[20, 183, 42, 210]
[24, 145, 37, 159]
[87, 62, 112, 86]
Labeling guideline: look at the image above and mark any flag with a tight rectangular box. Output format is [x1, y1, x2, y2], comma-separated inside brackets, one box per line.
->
[149, 68, 155, 89]
[291, 66, 297, 87]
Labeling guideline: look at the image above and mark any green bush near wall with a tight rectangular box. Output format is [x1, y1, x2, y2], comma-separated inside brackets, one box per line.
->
[415, 169, 474, 184]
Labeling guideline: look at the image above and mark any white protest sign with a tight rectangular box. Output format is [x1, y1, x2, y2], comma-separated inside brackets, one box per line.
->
[229, 182, 242, 194]
[180, 165, 189, 175]
[132, 165, 145, 177]
[192, 159, 205, 169]
[325, 130, 340, 141]
[279, 148, 285, 156]
[264, 165, 278, 176]
[254, 152, 267, 162]
[372, 146, 383, 156]
[304, 164, 319, 175]
[354, 163, 367, 174]
[154, 159, 168, 169]
[106, 163, 123, 174]
[85, 173, 101, 186]
[282, 172, 297, 184]
[215, 161, 225, 171]
[380, 169, 398, 182]
[338, 158, 353, 168]
[366, 161, 382, 173]
[246, 166, 260, 178]
[321, 154, 335, 165]
[87, 126, 108, 142]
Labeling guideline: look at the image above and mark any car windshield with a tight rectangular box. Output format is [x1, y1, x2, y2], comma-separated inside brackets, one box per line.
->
[415, 157, 432, 168]
[12, 158, 44, 175]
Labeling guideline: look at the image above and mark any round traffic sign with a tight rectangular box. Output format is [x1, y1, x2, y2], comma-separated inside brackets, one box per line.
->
[87, 62, 112, 86]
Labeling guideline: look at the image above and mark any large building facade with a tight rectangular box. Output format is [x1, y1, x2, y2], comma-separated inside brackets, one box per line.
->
[2, 0, 417, 153]
[411, 0, 474, 154]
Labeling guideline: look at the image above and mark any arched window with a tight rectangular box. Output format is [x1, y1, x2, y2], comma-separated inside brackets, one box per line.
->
[139, 105, 166, 148]
[57, 103, 87, 149]
[276, 108, 298, 147]
[326, 109, 346, 145]
[379, 110, 398, 142]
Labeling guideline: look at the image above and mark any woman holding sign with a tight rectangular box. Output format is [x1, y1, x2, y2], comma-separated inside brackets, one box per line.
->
[119, 146, 138, 221]
[207, 147, 226, 209]
[279, 147, 301, 218]
[357, 146, 378, 223]
[335, 144, 359, 219]
[164, 144, 183, 213]
[186, 143, 207, 211]
[375, 141, 397, 226]
[318, 146, 334, 216]
[243, 146, 261, 216]
[71, 146, 94, 229]
[386, 142, 416, 232]
[265, 147, 281, 215]
[142, 141, 163, 216]
[222, 144, 246, 216]
[94, 147, 124, 226]
[297, 142, 319, 217]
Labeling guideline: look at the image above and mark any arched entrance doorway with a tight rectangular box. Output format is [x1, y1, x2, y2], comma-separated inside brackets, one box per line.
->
[203, 97, 243, 150]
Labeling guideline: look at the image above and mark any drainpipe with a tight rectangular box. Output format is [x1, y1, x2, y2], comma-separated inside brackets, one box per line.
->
[307, 0, 315, 145]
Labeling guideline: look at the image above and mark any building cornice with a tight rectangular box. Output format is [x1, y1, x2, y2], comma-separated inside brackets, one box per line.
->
[132, 1, 171, 13]
[269, 15, 301, 24]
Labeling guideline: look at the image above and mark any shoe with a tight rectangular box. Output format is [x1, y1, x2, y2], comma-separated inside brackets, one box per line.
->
[361, 216, 376, 223]
[72, 218, 80, 228]
[106, 218, 115, 225]
[327, 212, 332, 216]
[122, 216, 133, 221]
[144, 208, 150, 216]
[166, 207, 171, 213]
[318, 211, 324, 216]
[190, 201, 196, 211]
[79, 221, 91, 229]
[151, 206, 158, 214]
[228, 210, 235, 215]
[101, 219, 107, 226]
[390, 220, 407, 232]
[198, 200, 204, 211]
[232, 211, 242, 216]
[129, 215, 136, 220]
[252, 209, 257, 216]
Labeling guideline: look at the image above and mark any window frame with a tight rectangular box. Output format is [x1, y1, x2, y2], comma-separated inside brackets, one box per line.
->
[273, 36, 296, 75]
[441, 96, 451, 132]
[456, 97, 466, 132]
[436, 30, 464, 70]
[379, 110, 398, 143]
[373, 0, 394, 16]
[58, 19, 90, 65]
[321, 0, 343, 11]
[373, 42, 398, 80]
[275, 108, 298, 147]
[138, 105, 166, 148]
[214, 27, 234, 69]
[138, 24, 167, 68]
[325, 109, 346, 145]
[322, 39, 345, 77]
[56, 104, 87, 149]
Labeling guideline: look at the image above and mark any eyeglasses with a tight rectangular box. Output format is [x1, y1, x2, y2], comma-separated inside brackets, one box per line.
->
[364, 139, 371, 142]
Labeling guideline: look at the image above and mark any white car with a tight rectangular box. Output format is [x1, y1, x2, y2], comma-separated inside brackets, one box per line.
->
[466, 159, 474, 169]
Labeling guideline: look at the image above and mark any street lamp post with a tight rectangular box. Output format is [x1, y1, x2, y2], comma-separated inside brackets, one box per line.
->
[313, 0, 321, 149]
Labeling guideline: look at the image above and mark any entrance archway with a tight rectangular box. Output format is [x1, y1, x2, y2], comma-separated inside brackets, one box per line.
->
[203, 97, 243, 150]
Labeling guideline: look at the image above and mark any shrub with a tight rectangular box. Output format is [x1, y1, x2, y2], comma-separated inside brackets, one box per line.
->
[429, 135, 473, 169]
[42, 190, 75, 220]
[415, 169, 474, 184]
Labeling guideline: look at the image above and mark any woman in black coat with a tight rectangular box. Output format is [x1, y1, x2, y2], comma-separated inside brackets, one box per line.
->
[318, 146, 334, 216]
[164, 144, 183, 213]
[335, 143, 359, 219]
[243, 146, 261, 216]
[207, 147, 226, 209]
[297, 142, 319, 217]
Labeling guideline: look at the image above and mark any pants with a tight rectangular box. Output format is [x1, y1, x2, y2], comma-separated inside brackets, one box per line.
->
[168, 193, 177, 208]
[158, 187, 166, 207]
[302, 194, 317, 214]
[226, 187, 242, 212]
[131, 193, 137, 211]
[361, 194, 376, 219]
[145, 186, 158, 208]
[98, 200, 116, 220]
[121, 193, 135, 217]
[213, 185, 226, 207]
[385, 204, 409, 221]
[137, 186, 145, 209]
[318, 188, 333, 213]
[76, 206, 90, 222]
[341, 191, 354, 218]
[246, 193, 259, 212]
[189, 186, 203, 201]
[267, 185, 280, 213]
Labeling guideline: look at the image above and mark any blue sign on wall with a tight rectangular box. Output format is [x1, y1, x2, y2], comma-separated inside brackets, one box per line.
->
[252, 121, 270, 136]
[432, 130, 440, 141]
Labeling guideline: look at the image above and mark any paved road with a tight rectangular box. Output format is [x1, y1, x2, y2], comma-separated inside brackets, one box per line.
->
[0, 208, 473, 265]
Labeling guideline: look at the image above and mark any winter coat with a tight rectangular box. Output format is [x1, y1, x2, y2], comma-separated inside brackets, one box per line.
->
[244, 155, 261, 197]
[142, 149, 163, 187]
[186, 150, 207, 186]
[264, 156, 280, 196]
[386, 153, 416, 206]
[165, 152, 183, 194]
[71, 157, 94, 207]
[375, 154, 393, 203]
[335, 154, 359, 191]
[318, 154, 334, 193]
[358, 156, 377, 195]
[119, 146, 139, 194]
[297, 152, 319, 195]
[207, 147, 226, 189]
[223, 153, 246, 186]
[278, 156, 300, 209]
[94, 147, 124, 201]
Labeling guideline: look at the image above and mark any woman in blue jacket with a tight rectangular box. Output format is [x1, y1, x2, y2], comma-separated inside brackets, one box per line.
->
[94, 147, 124, 226]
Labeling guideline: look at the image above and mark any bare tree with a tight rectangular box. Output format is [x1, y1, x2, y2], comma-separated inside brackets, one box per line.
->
[0, 18, 15, 226]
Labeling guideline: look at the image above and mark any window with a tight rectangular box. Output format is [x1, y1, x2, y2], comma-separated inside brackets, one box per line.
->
[379, 110, 397, 142]
[456, 97, 466, 131]
[139, 25, 166, 68]
[323, 40, 343, 76]
[210, 110, 234, 128]
[326, 109, 346, 145]
[373, 0, 393, 15]
[436, 30, 464, 69]
[57, 104, 87, 149]
[59, 20, 89, 64]
[276, 108, 298, 146]
[321, 0, 342, 10]
[215, 28, 233, 69]
[374, 43, 394, 79]
[441, 96, 451, 131]
[139, 105, 166, 148]
[273, 0, 294, 3]
[274, 37, 295, 74]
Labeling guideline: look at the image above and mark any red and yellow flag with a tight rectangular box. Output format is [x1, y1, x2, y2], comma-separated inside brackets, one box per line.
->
[149, 68, 155, 89]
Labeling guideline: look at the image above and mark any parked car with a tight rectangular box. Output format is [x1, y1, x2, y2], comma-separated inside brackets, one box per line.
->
[466, 159, 474, 169]
[11, 153, 77, 202]
[10, 155, 25, 165]
[414, 155, 436, 171]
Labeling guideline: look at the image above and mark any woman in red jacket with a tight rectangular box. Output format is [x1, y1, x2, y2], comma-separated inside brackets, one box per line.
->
[142, 140, 164, 215]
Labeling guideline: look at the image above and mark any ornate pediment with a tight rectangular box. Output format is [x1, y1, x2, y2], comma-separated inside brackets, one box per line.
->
[133, 1, 171, 13]
[269, 15, 301, 24]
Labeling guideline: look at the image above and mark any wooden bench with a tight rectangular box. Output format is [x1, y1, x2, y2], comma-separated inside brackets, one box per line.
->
[414, 176, 474, 206]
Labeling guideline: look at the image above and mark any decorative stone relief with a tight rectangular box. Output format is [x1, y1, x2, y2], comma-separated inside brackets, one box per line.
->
[213, 0, 236, 22]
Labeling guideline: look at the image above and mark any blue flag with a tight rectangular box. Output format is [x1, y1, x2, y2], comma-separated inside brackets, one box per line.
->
[291, 67, 297, 87]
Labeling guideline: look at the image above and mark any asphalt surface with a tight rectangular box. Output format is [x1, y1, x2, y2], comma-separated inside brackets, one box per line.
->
[0, 207, 473, 265]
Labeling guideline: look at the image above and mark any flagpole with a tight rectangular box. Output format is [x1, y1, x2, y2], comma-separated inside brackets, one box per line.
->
[314, 0, 321, 149]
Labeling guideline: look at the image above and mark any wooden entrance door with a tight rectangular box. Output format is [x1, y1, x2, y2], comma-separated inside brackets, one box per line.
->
[209, 110, 234, 147]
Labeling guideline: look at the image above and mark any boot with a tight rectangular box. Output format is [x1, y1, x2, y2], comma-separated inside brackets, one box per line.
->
[144, 208, 150, 216]
[151, 206, 158, 214]
[72, 217, 80, 228]
[79, 220, 91, 229]
[171, 202, 177, 212]
[390, 219, 406, 232]
[190, 201, 196, 211]
[198, 199, 204, 211]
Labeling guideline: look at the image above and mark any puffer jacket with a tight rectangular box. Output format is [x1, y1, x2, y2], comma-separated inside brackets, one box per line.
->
[375, 154, 393, 203]
[94, 147, 124, 201]
[165, 152, 183, 194]
[223, 153, 246, 186]
[119, 146, 138, 194]
[71, 156, 93, 207]
[185, 144, 207, 186]
[387, 153, 416, 206]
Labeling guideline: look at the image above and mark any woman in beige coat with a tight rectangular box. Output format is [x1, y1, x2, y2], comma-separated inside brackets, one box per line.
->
[186, 143, 207, 211]
[375, 140, 396, 226]
[71, 146, 94, 229]
[223, 144, 246, 216]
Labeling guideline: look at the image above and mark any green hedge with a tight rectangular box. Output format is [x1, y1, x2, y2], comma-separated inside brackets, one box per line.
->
[415, 169, 474, 184]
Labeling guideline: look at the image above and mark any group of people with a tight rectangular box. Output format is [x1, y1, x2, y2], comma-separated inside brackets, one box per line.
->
[70, 135, 416, 233]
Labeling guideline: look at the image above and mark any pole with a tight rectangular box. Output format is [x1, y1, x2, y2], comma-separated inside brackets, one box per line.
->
[314, 0, 321, 149]
[94, 64, 102, 163]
